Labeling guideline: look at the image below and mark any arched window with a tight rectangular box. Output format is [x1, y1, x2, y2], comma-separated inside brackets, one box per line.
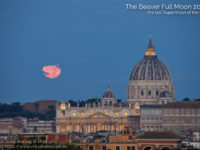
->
[143, 146, 153, 150]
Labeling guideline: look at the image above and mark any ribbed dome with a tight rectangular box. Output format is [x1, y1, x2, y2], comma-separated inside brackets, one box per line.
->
[103, 86, 115, 98]
[130, 39, 172, 81]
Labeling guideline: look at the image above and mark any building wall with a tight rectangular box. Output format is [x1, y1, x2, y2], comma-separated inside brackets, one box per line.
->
[140, 106, 162, 132]
[23, 100, 57, 114]
[56, 101, 140, 134]
[162, 107, 200, 132]
[79, 143, 138, 150]
[0, 118, 24, 135]
[127, 80, 175, 105]
[26, 118, 55, 133]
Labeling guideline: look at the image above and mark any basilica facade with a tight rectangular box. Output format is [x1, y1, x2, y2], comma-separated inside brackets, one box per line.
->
[56, 38, 175, 134]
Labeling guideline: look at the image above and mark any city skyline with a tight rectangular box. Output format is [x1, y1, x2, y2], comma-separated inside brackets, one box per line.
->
[0, 0, 200, 103]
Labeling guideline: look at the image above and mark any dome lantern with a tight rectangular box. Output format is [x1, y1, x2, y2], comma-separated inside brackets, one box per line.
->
[145, 37, 156, 56]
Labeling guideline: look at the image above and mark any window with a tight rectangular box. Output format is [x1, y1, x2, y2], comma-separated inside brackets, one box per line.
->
[90, 112, 94, 115]
[127, 146, 135, 150]
[116, 146, 120, 150]
[128, 136, 132, 140]
[89, 146, 93, 150]
[141, 91, 144, 96]
[102, 146, 106, 150]
[115, 112, 119, 116]
[148, 91, 151, 95]
[156, 90, 159, 96]
[81, 112, 85, 116]
[61, 111, 65, 116]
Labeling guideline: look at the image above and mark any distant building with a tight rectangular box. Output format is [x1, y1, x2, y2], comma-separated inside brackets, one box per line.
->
[26, 118, 55, 133]
[56, 86, 140, 133]
[140, 105, 162, 132]
[162, 101, 200, 133]
[23, 100, 57, 114]
[135, 132, 181, 150]
[0, 118, 24, 135]
[56, 38, 176, 134]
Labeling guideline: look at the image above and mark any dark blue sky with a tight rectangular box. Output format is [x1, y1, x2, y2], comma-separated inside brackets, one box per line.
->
[0, 0, 200, 103]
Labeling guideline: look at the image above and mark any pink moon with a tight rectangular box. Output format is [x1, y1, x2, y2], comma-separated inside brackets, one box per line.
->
[42, 64, 61, 79]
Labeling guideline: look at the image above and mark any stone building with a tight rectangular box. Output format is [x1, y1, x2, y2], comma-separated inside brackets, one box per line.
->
[135, 132, 181, 150]
[0, 118, 24, 135]
[140, 105, 162, 132]
[127, 38, 175, 105]
[56, 86, 140, 133]
[162, 101, 200, 133]
[26, 118, 55, 133]
[23, 100, 57, 114]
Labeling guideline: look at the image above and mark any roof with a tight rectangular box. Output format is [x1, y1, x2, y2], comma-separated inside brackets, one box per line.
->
[162, 101, 200, 108]
[140, 105, 162, 109]
[136, 132, 180, 139]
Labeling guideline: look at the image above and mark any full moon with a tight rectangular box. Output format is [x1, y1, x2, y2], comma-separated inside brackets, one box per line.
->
[42, 64, 61, 79]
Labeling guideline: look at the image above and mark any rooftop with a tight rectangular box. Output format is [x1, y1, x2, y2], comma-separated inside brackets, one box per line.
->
[136, 132, 180, 139]
[162, 101, 200, 108]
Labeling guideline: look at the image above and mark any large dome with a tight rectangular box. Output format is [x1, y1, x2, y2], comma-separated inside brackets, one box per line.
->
[130, 38, 172, 81]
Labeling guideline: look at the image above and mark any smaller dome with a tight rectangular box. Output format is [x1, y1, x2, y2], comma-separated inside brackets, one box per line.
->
[160, 91, 172, 98]
[103, 86, 115, 98]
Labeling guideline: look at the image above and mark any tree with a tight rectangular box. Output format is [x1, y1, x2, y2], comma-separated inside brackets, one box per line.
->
[182, 97, 191, 101]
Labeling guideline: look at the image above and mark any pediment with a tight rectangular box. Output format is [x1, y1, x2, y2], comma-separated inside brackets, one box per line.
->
[86, 112, 110, 119]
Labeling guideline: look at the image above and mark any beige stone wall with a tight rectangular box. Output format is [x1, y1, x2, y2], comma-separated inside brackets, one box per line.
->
[162, 108, 200, 132]
[127, 80, 175, 105]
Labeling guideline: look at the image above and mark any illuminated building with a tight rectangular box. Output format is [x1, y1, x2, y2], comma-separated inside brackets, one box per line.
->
[56, 38, 176, 134]
[56, 86, 140, 133]
[127, 38, 175, 105]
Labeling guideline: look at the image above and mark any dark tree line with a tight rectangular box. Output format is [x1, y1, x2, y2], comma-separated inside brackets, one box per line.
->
[0, 102, 55, 121]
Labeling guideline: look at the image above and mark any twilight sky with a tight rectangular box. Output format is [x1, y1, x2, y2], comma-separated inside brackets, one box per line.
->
[0, 0, 200, 103]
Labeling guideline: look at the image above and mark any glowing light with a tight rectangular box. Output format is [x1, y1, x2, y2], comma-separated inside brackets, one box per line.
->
[105, 112, 108, 115]
[115, 112, 119, 116]
[42, 64, 61, 79]
[60, 103, 66, 110]
[72, 112, 76, 116]
[81, 112, 85, 116]
[90, 112, 94, 115]
[145, 50, 156, 56]
[124, 112, 127, 116]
